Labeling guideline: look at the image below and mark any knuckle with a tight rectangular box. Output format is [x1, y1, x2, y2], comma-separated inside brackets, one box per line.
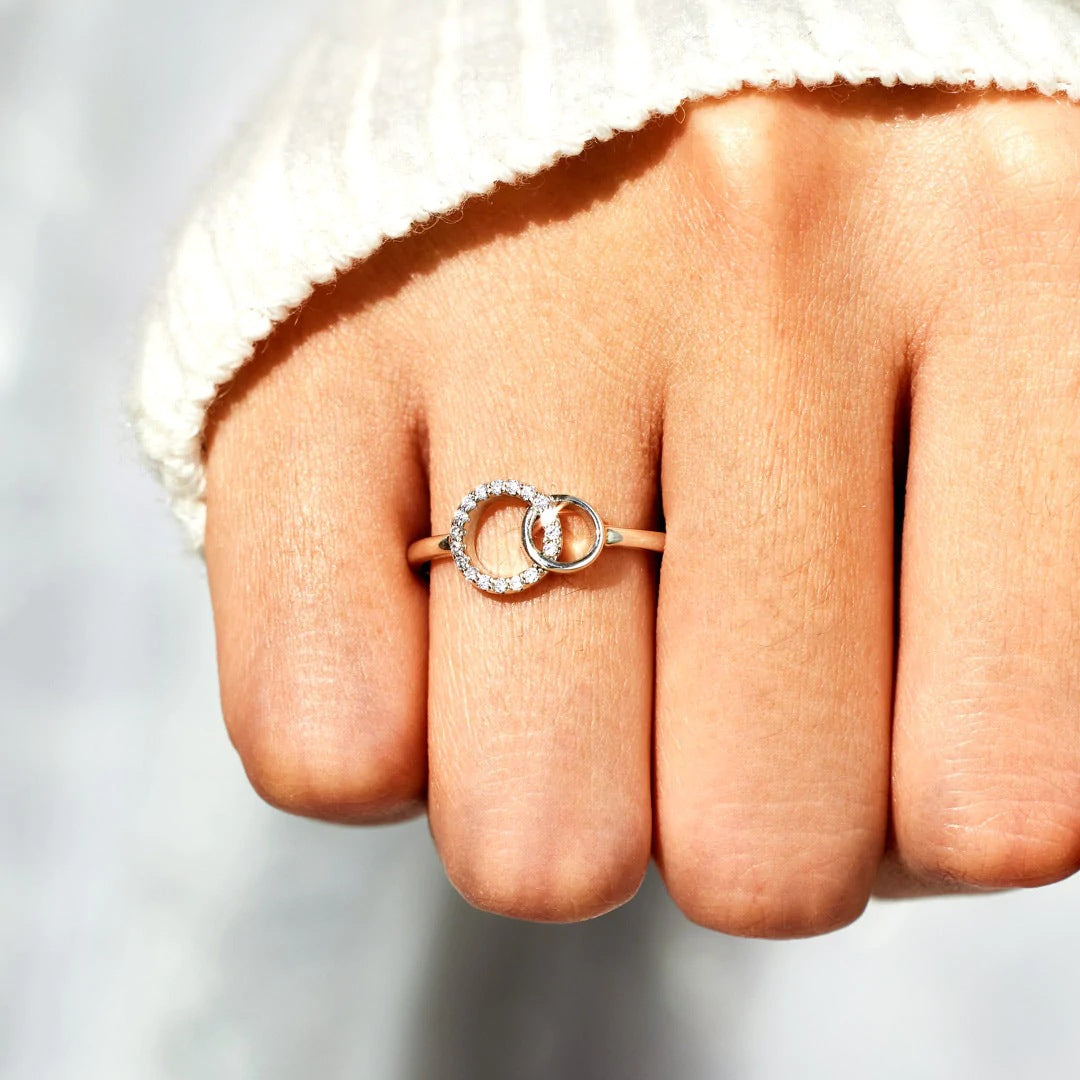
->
[969, 107, 1080, 252]
[667, 864, 869, 939]
[228, 674, 424, 823]
[661, 826, 874, 938]
[674, 92, 885, 279]
[443, 826, 648, 923]
[679, 95, 785, 202]
[908, 795, 1080, 890]
[675, 95, 835, 252]
[904, 661, 1080, 889]
[977, 109, 1080, 202]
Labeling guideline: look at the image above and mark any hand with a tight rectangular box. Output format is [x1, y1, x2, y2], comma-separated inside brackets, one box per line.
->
[203, 86, 1080, 937]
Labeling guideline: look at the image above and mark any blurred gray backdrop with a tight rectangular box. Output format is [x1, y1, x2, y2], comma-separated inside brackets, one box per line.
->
[2, 1, 1079, 1077]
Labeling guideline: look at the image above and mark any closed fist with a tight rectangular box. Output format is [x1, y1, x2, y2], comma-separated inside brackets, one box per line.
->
[204, 85, 1080, 937]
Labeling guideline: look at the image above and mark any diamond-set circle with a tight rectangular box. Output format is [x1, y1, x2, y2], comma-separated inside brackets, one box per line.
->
[450, 480, 563, 594]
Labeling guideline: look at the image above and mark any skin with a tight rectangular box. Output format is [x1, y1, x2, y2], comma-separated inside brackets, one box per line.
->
[203, 85, 1080, 938]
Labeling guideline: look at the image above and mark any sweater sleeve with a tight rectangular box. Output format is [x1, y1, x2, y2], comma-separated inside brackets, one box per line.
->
[130, 0, 1080, 550]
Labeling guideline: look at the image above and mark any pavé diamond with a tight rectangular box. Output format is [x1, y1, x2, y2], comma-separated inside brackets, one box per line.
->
[450, 480, 561, 594]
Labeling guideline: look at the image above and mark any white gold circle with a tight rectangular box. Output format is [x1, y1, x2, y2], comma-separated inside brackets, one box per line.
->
[450, 480, 562, 593]
[521, 494, 605, 574]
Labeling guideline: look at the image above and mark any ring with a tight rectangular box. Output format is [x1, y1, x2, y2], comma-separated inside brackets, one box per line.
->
[406, 479, 665, 594]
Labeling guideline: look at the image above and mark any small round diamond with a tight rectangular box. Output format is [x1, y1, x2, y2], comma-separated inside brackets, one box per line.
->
[476, 574, 492, 591]
[520, 485, 536, 501]
[522, 566, 540, 585]
[465, 566, 480, 583]
[503, 480, 520, 496]
[492, 578, 508, 594]
[507, 575, 524, 592]
[488, 480, 504, 496]
[472, 484, 488, 501]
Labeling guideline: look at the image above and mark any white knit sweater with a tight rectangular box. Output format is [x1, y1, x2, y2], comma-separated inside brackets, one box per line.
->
[131, 0, 1080, 547]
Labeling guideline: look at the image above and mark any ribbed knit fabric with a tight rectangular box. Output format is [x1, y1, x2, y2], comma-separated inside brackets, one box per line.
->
[131, 0, 1080, 549]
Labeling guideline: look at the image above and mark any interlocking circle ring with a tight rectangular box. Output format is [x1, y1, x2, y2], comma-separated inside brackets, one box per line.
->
[405, 479, 666, 595]
[521, 494, 605, 574]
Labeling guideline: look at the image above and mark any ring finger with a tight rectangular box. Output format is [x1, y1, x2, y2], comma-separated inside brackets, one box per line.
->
[416, 131, 677, 921]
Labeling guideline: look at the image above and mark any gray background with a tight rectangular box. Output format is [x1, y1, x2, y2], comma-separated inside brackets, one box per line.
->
[2, 1, 1079, 1077]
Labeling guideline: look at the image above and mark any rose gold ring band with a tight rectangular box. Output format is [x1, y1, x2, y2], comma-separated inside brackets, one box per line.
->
[407, 480, 664, 596]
